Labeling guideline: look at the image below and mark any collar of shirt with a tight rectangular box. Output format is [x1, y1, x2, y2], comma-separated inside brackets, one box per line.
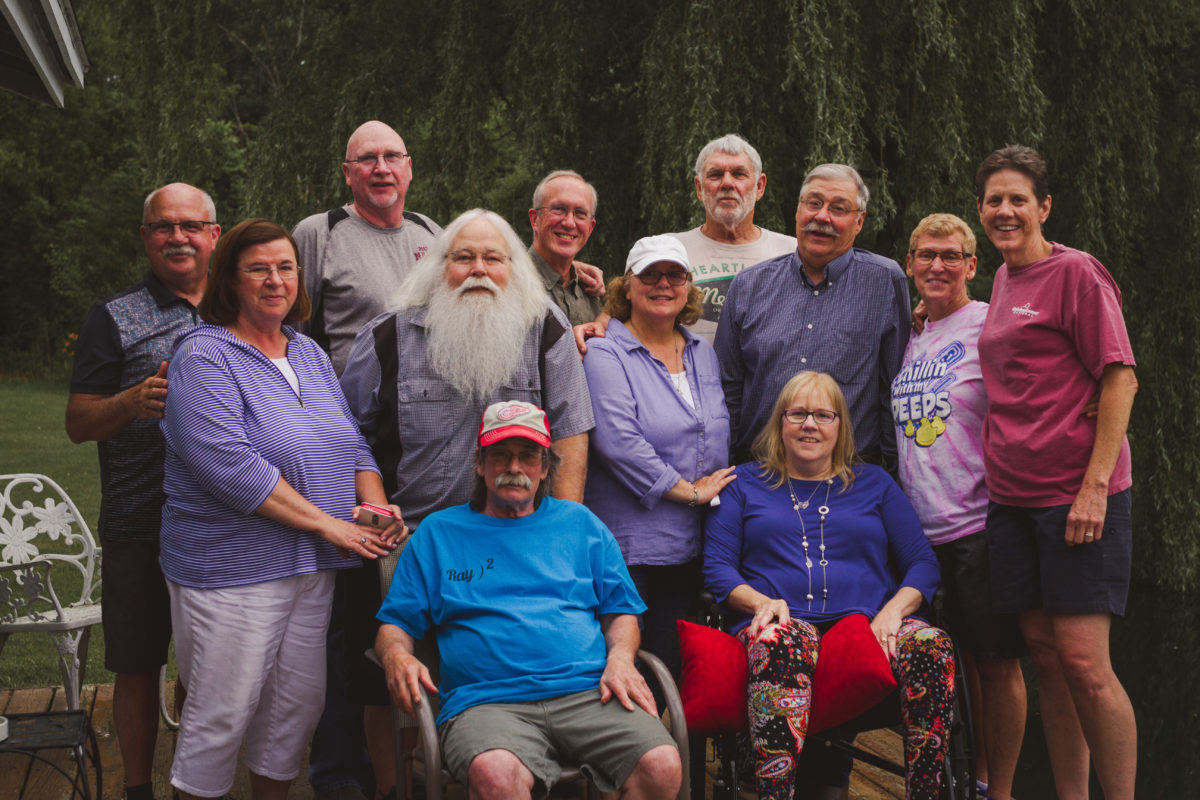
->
[144, 270, 198, 310]
[608, 317, 699, 357]
[529, 245, 579, 292]
[792, 247, 855, 289]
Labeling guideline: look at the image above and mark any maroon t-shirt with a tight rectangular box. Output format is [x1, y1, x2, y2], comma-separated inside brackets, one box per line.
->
[979, 243, 1135, 506]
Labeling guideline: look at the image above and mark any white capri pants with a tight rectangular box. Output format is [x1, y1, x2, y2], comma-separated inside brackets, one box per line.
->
[167, 570, 335, 797]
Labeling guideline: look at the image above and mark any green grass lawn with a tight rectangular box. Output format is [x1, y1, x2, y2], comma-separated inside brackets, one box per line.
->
[0, 379, 112, 688]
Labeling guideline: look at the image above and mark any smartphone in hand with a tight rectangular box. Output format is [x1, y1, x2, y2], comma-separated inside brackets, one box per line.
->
[356, 503, 394, 528]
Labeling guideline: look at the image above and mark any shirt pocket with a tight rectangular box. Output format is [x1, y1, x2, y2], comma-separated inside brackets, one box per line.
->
[396, 378, 457, 488]
[826, 327, 875, 389]
[698, 374, 730, 420]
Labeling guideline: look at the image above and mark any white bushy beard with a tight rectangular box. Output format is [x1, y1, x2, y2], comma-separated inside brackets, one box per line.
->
[704, 188, 754, 228]
[425, 277, 541, 403]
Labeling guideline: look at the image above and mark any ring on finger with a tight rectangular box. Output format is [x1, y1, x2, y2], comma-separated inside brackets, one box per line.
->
[360, 536, 367, 545]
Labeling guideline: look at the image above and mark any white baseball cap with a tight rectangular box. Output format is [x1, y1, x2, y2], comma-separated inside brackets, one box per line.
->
[625, 235, 691, 276]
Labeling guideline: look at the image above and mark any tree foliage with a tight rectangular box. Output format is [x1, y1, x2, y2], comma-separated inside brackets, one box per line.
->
[1, 0, 1197, 587]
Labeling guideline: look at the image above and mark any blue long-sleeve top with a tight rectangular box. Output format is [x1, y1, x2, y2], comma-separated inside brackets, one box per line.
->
[583, 320, 731, 565]
[160, 324, 379, 588]
[703, 463, 939, 633]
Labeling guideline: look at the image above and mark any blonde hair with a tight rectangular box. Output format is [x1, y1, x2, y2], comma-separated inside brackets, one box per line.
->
[907, 213, 977, 255]
[752, 371, 858, 489]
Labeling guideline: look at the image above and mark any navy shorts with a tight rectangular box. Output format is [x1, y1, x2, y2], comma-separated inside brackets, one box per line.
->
[986, 489, 1132, 617]
[100, 539, 173, 673]
[933, 532, 1026, 660]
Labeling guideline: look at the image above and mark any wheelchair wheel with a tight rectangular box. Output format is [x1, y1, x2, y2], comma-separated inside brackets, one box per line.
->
[940, 639, 977, 800]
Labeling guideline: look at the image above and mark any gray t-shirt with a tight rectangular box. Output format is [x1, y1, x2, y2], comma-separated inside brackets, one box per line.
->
[669, 226, 797, 344]
[293, 206, 441, 374]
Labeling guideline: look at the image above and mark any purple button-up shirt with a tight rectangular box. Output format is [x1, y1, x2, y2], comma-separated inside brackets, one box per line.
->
[583, 319, 731, 565]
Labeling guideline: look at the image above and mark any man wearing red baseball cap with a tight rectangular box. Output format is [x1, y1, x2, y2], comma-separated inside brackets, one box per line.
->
[375, 401, 681, 799]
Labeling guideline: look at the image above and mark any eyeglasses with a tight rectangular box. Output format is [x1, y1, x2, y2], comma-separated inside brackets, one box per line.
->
[634, 269, 691, 286]
[798, 196, 861, 219]
[536, 204, 594, 224]
[783, 408, 840, 425]
[344, 152, 409, 168]
[909, 249, 973, 266]
[483, 446, 544, 467]
[145, 220, 216, 236]
[449, 250, 508, 269]
[239, 264, 301, 281]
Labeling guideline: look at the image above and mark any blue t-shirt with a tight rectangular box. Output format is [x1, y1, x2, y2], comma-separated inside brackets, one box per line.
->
[377, 498, 646, 725]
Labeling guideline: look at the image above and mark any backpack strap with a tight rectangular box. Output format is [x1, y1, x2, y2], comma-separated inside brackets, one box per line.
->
[371, 313, 403, 499]
[402, 210, 435, 236]
[326, 207, 351, 230]
[538, 309, 568, 404]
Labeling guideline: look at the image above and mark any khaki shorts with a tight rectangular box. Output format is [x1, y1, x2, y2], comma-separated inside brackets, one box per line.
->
[440, 688, 677, 795]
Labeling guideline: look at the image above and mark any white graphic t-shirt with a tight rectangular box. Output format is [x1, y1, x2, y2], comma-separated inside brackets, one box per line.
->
[670, 227, 796, 344]
[891, 301, 988, 545]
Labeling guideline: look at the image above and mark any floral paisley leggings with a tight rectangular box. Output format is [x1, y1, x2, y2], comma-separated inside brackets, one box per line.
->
[738, 617, 955, 800]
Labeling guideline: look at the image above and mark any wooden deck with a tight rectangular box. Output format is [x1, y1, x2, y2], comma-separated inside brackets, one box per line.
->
[0, 684, 904, 799]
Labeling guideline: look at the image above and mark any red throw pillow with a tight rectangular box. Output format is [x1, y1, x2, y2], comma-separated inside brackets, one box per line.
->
[676, 619, 749, 733]
[809, 613, 898, 733]
[676, 613, 898, 736]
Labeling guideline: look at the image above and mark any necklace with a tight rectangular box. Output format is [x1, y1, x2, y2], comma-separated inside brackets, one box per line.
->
[629, 321, 683, 372]
[786, 476, 834, 611]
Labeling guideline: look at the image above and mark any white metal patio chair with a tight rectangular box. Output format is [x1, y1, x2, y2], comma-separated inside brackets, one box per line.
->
[0, 473, 102, 710]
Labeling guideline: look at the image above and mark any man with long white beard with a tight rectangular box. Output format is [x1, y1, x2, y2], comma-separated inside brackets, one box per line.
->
[339, 208, 594, 794]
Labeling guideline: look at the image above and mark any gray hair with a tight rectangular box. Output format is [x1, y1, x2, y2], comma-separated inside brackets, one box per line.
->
[694, 134, 763, 179]
[531, 170, 599, 215]
[396, 208, 548, 312]
[800, 164, 870, 212]
[142, 184, 216, 223]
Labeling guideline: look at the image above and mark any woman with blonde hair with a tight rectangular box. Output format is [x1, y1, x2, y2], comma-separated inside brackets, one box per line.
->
[704, 371, 954, 800]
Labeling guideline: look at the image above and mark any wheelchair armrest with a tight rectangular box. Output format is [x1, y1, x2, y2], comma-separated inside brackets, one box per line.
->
[638, 649, 691, 800]
[415, 682, 442, 800]
[367, 646, 444, 800]
[694, 589, 730, 630]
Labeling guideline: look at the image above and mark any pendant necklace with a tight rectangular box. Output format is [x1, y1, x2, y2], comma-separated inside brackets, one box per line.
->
[787, 476, 834, 611]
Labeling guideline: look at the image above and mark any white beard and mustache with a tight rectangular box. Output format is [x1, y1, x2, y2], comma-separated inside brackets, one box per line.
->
[425, 276, 544, 403]
[704, 189, 754, 228]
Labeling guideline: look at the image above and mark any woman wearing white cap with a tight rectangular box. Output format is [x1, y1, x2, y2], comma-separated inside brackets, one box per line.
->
[583, 234, 736, 680]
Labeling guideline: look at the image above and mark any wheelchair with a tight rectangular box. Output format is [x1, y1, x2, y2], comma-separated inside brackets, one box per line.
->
[368, 548, 691, 800]
[686, 592, 977, 800]
[369, 640, 690, 800]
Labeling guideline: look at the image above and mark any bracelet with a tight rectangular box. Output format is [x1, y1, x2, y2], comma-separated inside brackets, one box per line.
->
[689, 484, 699, 507]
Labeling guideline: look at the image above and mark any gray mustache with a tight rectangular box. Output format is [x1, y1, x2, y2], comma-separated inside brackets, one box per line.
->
[494, 473, 532, 490]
